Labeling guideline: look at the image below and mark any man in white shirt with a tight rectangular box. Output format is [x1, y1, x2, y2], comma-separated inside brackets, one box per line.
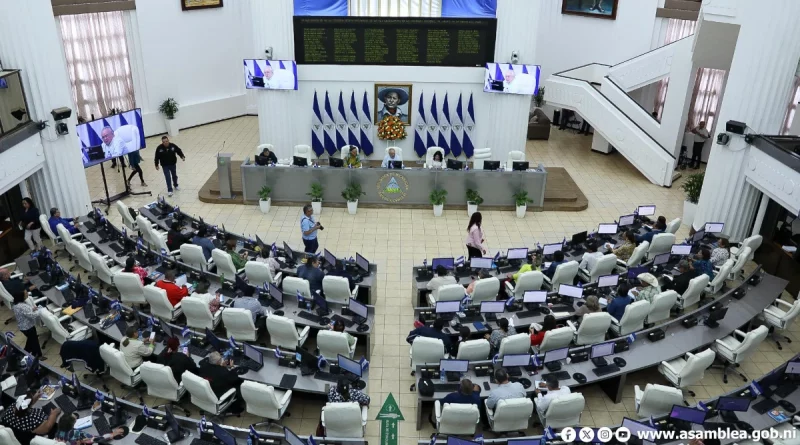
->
[101, 126, 127, 160]
[503, 69, 537, 95]
[690, 121, 710, 169]
[263, 65, 295, 90]
[579, 241, 604, 274]
[426, 265, 457, 303]
[381, 148, 403, 168]
[487, 368, 527, 410]
[535, 375, 572, 419]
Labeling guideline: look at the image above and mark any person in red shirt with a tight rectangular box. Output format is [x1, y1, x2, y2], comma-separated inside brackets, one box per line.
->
[155, 269, 189, 307]
[530, 315, 557, 347]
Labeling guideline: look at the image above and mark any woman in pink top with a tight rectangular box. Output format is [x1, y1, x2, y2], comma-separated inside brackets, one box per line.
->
[124, 257, 148, 284]
[465, 212, 487, 259]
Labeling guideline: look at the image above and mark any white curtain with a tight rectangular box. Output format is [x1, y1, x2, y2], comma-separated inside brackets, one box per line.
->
[57, 11, 135, 121]
[653, 19, 697, 119]
[685, 68, 726, 130]
[781, 76, 800, 134]
[349, 0, 442, 17]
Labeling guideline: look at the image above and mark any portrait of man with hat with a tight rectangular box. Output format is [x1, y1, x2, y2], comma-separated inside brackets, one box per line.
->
[375, 84, 412, 125]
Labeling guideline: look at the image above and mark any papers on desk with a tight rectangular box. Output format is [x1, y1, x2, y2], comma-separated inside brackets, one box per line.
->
[783, 246, 797, 253]
[552, 312, 571, 318]
[598, 297, 608, 306]
[74, 415, 93, 430]
[530, 323, 543, 331]
[0, 376, 16, 391]
[544, 262, 552, 269]
[148, 271, 163, 280]
[175, 274, 188, 287]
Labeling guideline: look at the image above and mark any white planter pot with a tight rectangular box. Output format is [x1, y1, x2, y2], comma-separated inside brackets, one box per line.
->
[467, 202, 478, 217]
[347, 200, 358, 215]
[311, 200, 322, 215]
[433, 204, 443, 217]
[516, 204, 527, 218]
[166, 118, 180, 137]
[259, 198, 271, 214]
[683, 200, 697, 228]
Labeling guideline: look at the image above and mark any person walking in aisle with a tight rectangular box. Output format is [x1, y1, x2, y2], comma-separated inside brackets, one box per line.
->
[690, 121, 710, 169]
[11, 289, 45, 360]
[154, 136, 185, 197]
[465, 212, 487, 259]
[127, 149, 147, 187]
[20, 197, 42, 251]
[300, 204, 322, 254]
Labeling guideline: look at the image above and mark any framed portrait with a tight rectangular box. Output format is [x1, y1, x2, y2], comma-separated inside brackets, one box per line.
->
[374, 84, 413, 125]
[181, 0, 223, 11]
[561, 0, 619, 20]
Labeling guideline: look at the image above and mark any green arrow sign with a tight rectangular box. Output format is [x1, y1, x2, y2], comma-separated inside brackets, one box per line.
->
[376, 393, 404, 445]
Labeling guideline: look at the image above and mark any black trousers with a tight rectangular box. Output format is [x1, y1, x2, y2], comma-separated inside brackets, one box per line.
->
[22, 326, 43, 358]
[303, 238, 319, 254]
[466, 245, 482, 259]
[127, 163, 144, 184]
[691, 141, 704, 168]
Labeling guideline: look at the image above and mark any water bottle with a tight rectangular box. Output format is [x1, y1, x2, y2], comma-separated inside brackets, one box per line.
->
[440, 369, 446, 383]
[247, 438, 253, 445]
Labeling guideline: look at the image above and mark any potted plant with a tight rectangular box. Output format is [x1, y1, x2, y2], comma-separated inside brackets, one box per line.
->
[466, 189, 483, 216]
[513, 190, 533, 218]
[258, 185, 272, 214]
[341, 182, 365, 215]
[679, 172, 704, 228]
[307, 182, 324, 214]
[430, 189, 447, 217]
[533, 86, 546, 109]
[159, 98, 180, 137]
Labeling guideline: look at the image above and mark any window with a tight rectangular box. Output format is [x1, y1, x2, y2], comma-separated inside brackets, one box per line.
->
[686, 68, 726, 131]
[653, 19, 697, 119]
[57, 11, 135, 121]
[349, 0, 442, 17]
[781, 77, 800, 135]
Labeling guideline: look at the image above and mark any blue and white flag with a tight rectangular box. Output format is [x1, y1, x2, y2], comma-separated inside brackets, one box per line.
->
[492, 354, 499, 365]
[249, 425, 259, 438]
[59, 375, 69, 387]
[148, 316, 155, 328]
[335, 91, 349, 151]
[347, 91, 361, 147]
[229, 336, 237, 349]
[359, 356, 369, 370]
[649, 415, 656, 427]
[627, 332, 636, 344]
[428, 93, 440, 150]
[455, 256, 465, 266]
[322, 92, 337, 155]
[308, 436, 318, 445]
[451, 93, 464, 157]
[274, 346, 282, 358]
[531, 352, 540, 367]
[199, 415, 207, 432]
[506, 295, 515, 307]
[136, 238, 143, 250]
[414, 92, 428, 157]
[5, 331, 14, 341]
[749, 380, 763, 396]
[544, 426, 556, 440]
[143, 405, 151, 417]
[460, 294, 471, 309]
[317, 355, 327, 368]
[181, 326, 190, 338]
[697, 400, 708, 411]
[359, 91, 373, 155]
[438, 93, 451, 155]
[463, 93, 476, 158]
[271, 243, 277, 256]
[95, 390, 104, 401]
[111, 300, 121, 311]
[122, 228, 127, 239]
[429, 434, 438, 445]
[296, 289, 304, 303]
[474, 434, 484, 444]
[494, 251, 501, 262]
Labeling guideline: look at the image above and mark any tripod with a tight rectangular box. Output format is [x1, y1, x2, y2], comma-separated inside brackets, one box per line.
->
[91, 158, 152, 211]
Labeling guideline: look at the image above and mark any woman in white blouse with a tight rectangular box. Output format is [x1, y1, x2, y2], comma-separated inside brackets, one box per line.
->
[430, 151, 444, 169]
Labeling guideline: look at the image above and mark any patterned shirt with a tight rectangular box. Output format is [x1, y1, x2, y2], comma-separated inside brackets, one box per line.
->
[345, 154, 361, 168]
[227, 249, 247, 270]
[613, 241, 635, 262]
[328, 387, 370, 406]
[635, 285, 661, 305]
[12, 302, 40, 332]
[56, 428, 95, 445]
[710, 248, 730, 267]
[489, 329, 510, 350]
[0, 407, 47, 432]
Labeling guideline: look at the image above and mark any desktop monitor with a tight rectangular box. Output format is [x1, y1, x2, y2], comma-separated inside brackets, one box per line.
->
[570, 231, 588, 245]
[348, 298, 368, 319]
[483, 161, 500, 171]
[292, 156, 308, 167]
[692, 230, 706, 243]
[621, 418, 656, 445]
[269, 283, 284, 304]
[786, 361, 800, 374]
[323, 249, 337, 267]
[542, 243, 562, 256]
[598, 223, 618, 235]
[432, 257, 455, 270]
[313, 292, 329, 314]
[618, 214, 636, 227]
[447, 437, 480, 445]
[439, 359, 469, 373]
[388, 160, 403, 169]
[512, 161, 529, 171]
[446, 159, 464, 170]
[704, 222, 725, 234]
[627, 266, 648, 279]
[205, 328, 223, 352]
[355, 253, 370, 273]
[329, 158, 344, 168]
[338, 354, 363, 378]
[470, 257, 493, 269]
[706, 306, 728, 325]
[543, 347, 569, 363]
[283, 242, 295, 259]
[716, 396, 751, 412]
[480, 301, 506, 314]
[284, 427, 307, 445]
[165, 405, 182, 438]
[523, 290, 547, 304]
[212, 423, 238, 445]
[254, 155, 270, 166]
[295, 348, 318, 369]
[436, 300, 461, 314]
[507, 248, 529, 260]
[669, 405, 706, 424]
[653, 253, 670, 266]
[243, 343, 263, 366]
[558, 284, 583, 299]
[590, 342, 615, 359]
[637, 205, 656, 216]
[670, 244, 692, 256]
[597, 274, 619, 288]
[502, 354, 531, 367]
[161, 322, 175, 340]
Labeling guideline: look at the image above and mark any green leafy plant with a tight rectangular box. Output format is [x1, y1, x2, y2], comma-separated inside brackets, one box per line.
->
[513, 190, 533, 207]
[466, 189, 484, 206]
[341, 182, 365, 202]
[533, 86, 546, 108]
[258, 185, 272, 201]
[680, 172, 704, 204]
[429, 189, 448, 206]
[159, 98, 179, 120]
[307, 182, 324, 202]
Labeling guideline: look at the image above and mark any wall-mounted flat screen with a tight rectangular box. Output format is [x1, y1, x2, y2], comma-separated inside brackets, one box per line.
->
[483, 63, 541, 95]
[244, 59, 298, 90]
[78, 108, 145, 168]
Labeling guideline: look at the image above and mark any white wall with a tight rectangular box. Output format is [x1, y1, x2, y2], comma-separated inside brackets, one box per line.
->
[0, 133, 44, 195]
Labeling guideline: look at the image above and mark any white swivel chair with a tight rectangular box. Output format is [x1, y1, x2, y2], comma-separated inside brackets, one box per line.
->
[731, 235, 762, 258]
[427, 283, 465, 306]
[136, 215, 165, 249]
[646, 290, 679, 325]
[539, 393, 585, 429]
[31, 437, 59, 445]
[435, 402, 480, 435]
[258, 143, 275, 156]
[140, 362, 191, 416]
[505, 271, 544, 299]
[0, 426, 22, 445]
[116, 200, 138, 231]
[40, 309, 91, 344]
[634, 383, 684, 417]
[69, 239, 94, 274]
[58, 223, 86, 247]
[676, 275, 709, 311]
[293, 145, 313, 164]
[665, 218, 682, 234]
[486, 398, 533, 434]
[144, 284, 183, 322]
[181, 295, 222, 330]
[706, 259, 733, 294]
[610, 300, 650, 336]
[498, 333, 531, 358]
[212, 249, 244, 278]
[114, 272, 147, 305]
[762, 297, 800, 350]
[322, 276, 357, 305]
[282, 276, 312, 300]
[659, 348, 715, 400]
[506, 150, 526, 166]
[88, 251, 123, 290]
[425, 147, 445, 169]
[712, 325, 769, 383]
[410, 337, 445, 372]
[472, 147, 492, 170]
[181, 244, 213, 272]
[724, 246, 751, 280]
[470, 277, 500, 304]
[115, 124, 142, 154]
[100, 343, 143, 403]
[533, 326, 574, 353]
[222, 308, 259, 342]
[647, 233, 676, 260]
[266, 315, 310, 350]
[618, 241, 649, 271]
[41, 216, 80, 254]
[579, 254, 617, 284]
[241, 381, 292, 428]
[543, 260, 579, 292]
[245, 261, 282, 287]
[456, 339, 490, 361]
[571, 312, 612, 345]
[182, 371, 237, 416]
[0, 265, 52, 325]
[317, 330, 357, 359]
[322, 402, 368, 438]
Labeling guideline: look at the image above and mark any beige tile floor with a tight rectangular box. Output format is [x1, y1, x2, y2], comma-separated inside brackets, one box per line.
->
[5, 118, 800, 443]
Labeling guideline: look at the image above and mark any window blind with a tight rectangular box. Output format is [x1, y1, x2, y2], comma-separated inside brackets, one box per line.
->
[52, 0, 135, 17]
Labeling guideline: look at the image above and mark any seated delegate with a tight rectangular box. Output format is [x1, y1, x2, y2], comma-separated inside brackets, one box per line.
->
[406, 319, 453, 355]
[198, 352, 244, 413]
[297, 255, 324, 296]
[534, 374, 571, 415]
[381, 148, 402, 168]
[0, 392, 61, 437]
[426, 266, 457, 302]
[662, 260, 694, 295]
[344, 145, 362, 168]
[440, 379, 481, 406]
[486, 368, 526, 409]
[48, 207, 78, 235]
[606, 283, 632, 322]
[579, 241, 603, 273]
[636, 219, 667, 244]
[543, 250, 566, 279]
[255, 146, 278, 165]
[192, 225, 216, 260]
[155, 269, 190, 306]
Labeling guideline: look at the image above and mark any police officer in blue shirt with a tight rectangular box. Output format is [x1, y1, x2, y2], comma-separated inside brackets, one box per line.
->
[300, 204, 322, 253]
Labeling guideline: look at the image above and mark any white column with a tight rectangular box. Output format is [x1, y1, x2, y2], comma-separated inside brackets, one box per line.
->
[693, 1, 800, 241]
[751, 193, 769, 238]
[252, 0, 298, 160]
[0, 0, 91, 217]
[485, 0, 540, 163]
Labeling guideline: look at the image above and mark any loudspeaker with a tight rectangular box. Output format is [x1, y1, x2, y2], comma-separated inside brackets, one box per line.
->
[51, 107, 72, 121]
[552, 109, 561, 126]
[726, 120, 746, 135]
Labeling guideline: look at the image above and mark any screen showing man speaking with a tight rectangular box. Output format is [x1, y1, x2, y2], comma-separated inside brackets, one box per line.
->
[77, 108, 145, 168]
[244, 59, 298, 90]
